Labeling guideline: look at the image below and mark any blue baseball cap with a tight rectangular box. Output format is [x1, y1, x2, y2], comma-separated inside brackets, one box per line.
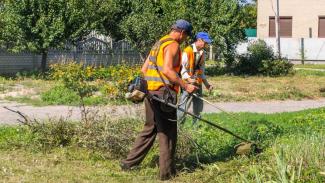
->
[196, 32, 212, 44]
[171, 19, 193, 36]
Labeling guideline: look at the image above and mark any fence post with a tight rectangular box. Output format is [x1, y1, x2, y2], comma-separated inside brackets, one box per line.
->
[300, 38, 305, 65]
[209, 45, 213, 60]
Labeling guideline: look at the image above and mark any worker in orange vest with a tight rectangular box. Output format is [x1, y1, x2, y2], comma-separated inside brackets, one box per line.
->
[177, 32, 213, 124]
[121, 19, 197, 181]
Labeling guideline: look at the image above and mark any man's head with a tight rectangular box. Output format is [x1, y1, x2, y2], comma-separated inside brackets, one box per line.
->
[195, 32, 212, 50]
[170, 19, 193, 43]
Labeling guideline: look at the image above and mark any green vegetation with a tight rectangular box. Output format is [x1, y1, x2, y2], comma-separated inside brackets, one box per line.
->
[294, 64, 325, 70]
[206, 69, 325, 102]
[1, 0, 246, 66]
[1, 66, 324, 105]
[235, 40, 294, 76]
[120, 0, 245, 62]
[0, 108, 324, 182]
[0, 0, 100, 72]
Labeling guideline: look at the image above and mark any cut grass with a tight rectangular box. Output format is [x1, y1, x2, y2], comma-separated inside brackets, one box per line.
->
[0, 108, 324, 182]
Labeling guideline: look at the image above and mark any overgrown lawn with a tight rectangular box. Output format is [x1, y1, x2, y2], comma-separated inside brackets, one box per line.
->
[206, 70, 325, 102]
[0, 108, 324, 182]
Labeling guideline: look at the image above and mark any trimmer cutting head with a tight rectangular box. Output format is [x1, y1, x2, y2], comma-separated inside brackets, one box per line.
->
[234, 142, 263, 155]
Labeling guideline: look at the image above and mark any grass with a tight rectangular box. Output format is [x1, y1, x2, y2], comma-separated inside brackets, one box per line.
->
[0, 107, 325, 182]
[294, 64, 325, 70]
[1, 69, 325, 106]
[0, 77, 130, 106]
[206, 69, 325, 102]
[0, 77, 55, 106]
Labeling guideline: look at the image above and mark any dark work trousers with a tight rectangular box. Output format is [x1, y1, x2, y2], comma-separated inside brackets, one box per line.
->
[121, 88, 177, 180]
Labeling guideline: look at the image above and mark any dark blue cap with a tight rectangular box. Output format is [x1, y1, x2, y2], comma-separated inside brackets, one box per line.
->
[172, 19, 193, 36]
[196, 32, 212, 44]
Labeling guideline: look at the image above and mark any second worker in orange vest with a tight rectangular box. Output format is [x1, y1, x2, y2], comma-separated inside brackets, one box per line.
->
[177, 32, 213, 125]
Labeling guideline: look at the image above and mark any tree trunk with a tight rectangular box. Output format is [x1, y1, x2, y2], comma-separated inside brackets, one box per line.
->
[41, 50, 48, 73]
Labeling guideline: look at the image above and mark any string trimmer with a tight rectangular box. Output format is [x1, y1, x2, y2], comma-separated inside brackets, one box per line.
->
[125, 76, 262, 155]
[150, 94, 262, 155]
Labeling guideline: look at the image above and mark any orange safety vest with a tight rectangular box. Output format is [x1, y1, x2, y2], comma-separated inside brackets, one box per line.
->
[183, 45, 204, 84]
[144, 35, 181, 92]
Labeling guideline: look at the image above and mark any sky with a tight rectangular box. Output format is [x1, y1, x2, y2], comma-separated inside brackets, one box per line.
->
[245, 0, 255, 4]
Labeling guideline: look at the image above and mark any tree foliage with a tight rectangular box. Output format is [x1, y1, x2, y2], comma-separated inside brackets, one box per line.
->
[240, 3, 257, 28]
[0, 0, 248, 68]
[119, 0, 245, 64]
[96, 0, 131, 41]
[120, 0, 178, 59]
[0, 0, 98, 72]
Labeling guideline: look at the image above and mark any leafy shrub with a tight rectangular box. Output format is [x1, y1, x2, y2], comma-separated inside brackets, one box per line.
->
[75, 117, 140, 158]
[205, 61, 226, 76]
[235, 40, 293, 76]
[20, 116, 141, 158]
[259, 59, 294, 76]
[95, 65, 141, 99]
[49, 62, 96, 99]
[29, 118, 76, 150]
[49, 62, 141, 101]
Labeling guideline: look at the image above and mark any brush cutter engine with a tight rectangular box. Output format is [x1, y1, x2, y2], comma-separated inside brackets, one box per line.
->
[125, 76, 148, 103]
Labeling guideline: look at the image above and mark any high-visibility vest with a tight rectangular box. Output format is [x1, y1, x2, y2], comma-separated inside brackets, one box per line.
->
[144, 35, 181, 92]
[183, 45, 204, 84]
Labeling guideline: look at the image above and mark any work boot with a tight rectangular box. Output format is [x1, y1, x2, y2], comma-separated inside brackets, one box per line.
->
[120, 162, 132, 171]
[159, 173, 174, 181]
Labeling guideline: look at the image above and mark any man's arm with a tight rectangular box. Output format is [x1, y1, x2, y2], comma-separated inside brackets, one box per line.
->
[200, 61, 212, 90]
[180, 52, 191, 79]
[162, 42, 197, 93]
[141, 56, 150, 75]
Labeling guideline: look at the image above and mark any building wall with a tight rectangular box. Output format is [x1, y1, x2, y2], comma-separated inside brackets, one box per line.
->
[257, 0, 325, 38]
[236, 38, 325, 61]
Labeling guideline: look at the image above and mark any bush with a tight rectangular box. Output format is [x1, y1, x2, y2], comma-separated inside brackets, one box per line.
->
[30, 118, 76, 150]
[49, 62, 141, 101]
[205, 61, 226, 76]
[234, 40, 293, 76]
[259, 59, 294, 76]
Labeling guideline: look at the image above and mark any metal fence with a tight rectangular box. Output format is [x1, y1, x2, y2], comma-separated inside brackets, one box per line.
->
[0, 38, 143, 74]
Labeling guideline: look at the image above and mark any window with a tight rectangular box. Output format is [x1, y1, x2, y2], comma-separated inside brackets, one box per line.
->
[269, 16, 292, 37]
[319, 17, 325, 38]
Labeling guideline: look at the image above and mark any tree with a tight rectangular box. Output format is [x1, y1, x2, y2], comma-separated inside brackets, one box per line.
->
[0, 0, 5, 48]
[96, 0, 132, 41]
[118, 0, 245, 65]
[0, 0, 97, 72]
[240, 3, 257, 29]
[119, 0, 175, 60]
[176, 0, 246, 66]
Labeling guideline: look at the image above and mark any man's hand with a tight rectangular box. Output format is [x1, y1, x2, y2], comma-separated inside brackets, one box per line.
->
[206, 85, 213, 91]
[184, 83, 198, 94]
[186, 78, 197, 84]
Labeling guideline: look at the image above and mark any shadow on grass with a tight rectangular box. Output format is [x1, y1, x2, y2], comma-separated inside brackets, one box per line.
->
[173, 119, 285, 173]
[175, 142, 237, 173]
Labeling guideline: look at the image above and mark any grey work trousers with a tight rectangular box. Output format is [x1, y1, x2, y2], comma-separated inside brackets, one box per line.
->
[177, 85, 203, 124]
